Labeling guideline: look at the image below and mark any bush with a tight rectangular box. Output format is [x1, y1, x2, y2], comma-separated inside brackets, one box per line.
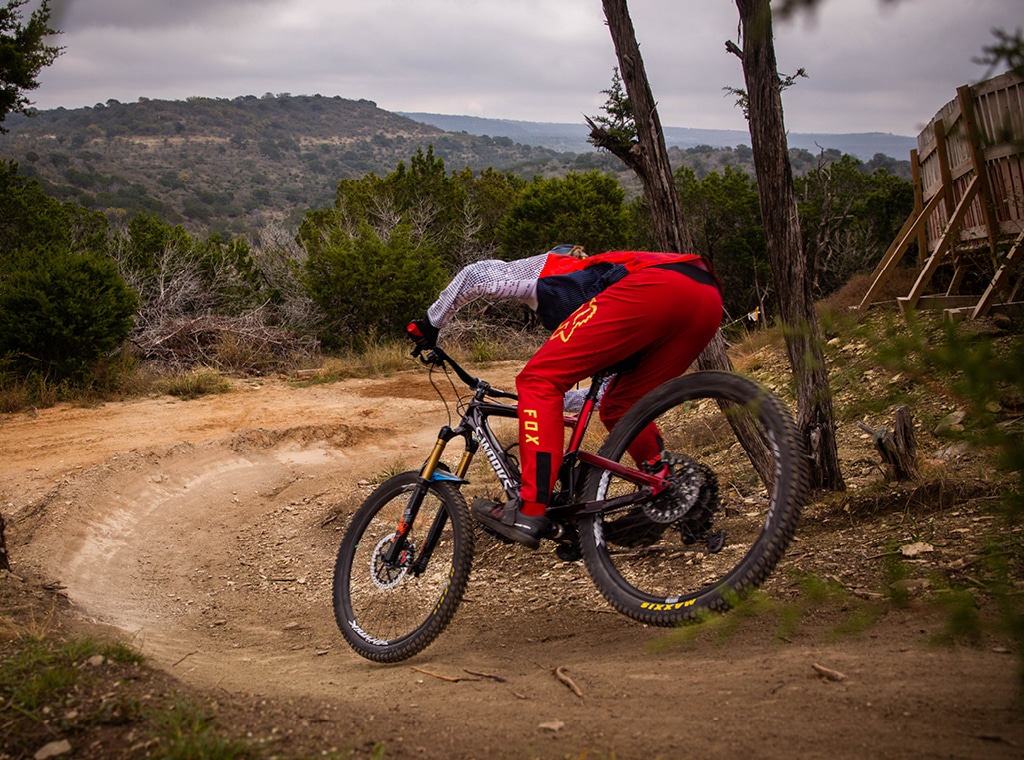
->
[302, 223, 447, 347]
[498, 170, 630, 259]
[0, 250, 138, 380]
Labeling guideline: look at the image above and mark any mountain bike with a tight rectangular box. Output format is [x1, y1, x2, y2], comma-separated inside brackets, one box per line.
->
[332, 345, 807, 662]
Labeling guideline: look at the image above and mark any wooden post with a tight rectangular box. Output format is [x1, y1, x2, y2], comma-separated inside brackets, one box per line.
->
[934, 119, 956, 229]
[973, 229, 1024, 318]
[858, 191, 944, 310]
[957, 84, 1000, 258]
[947, 258, 968, 297]
[910, 149, 928, 268]
[901, 175, 979, 312]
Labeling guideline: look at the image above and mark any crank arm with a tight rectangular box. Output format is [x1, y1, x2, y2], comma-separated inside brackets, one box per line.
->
[571, 487, 655, 516]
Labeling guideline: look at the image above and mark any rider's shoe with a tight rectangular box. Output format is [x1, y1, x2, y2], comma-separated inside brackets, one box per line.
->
[472, 498, 549, 550]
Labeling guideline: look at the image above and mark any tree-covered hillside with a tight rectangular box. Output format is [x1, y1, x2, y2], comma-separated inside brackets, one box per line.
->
[0, 90, 916, 397]
[0, 94, 575, 235]
[0, 93, 909, 238]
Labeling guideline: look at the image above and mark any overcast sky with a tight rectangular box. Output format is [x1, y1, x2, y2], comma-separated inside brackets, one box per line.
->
[28, 0, 1022, 138]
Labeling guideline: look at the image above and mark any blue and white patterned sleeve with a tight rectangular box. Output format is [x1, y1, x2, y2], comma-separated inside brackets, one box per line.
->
[562, 375, 612, 412]
[427, 254, 549, 328]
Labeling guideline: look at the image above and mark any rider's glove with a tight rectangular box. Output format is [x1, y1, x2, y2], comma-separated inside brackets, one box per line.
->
[406, 318, 439, 356]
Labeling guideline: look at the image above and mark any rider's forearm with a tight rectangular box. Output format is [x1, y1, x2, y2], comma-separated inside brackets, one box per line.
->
[427, 255, 547, 327]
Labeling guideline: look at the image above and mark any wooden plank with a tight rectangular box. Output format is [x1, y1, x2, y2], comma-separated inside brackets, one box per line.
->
[913, 295, 979, 310]
[1006, 155, 1024, 221]
[951, 300, 1024, 321]
[868, 210, 919, 281]
[976, 72, 1024, 146]
[947, 263, 968, 296]
[982, 143, 1023, 162]
[899, 294, 976, 316]
[957, 85, 1000, 255]
[1009, 269, 1024, 303]
[856, 191, 946, 310]
[922, 296, 978, 309]
[910, 149, 927, 267]
[903, 175, 980, 310]
[972, 69, 1021, 99]
[973, 229, 1024, 318]
[934, 119, 957, 241]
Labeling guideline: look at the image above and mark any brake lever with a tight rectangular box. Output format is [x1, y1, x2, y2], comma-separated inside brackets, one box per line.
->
[412, 345, 443, 367]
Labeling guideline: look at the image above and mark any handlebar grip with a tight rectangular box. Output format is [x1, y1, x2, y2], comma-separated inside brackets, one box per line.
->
[487, 387, 518, 401]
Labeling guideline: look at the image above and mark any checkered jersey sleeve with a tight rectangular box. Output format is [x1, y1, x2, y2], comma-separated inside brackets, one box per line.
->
[427, 254, 549, 327]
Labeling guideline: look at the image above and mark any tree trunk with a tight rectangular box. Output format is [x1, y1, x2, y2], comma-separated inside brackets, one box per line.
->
[596, 0, 694, 255]
[858, 406, 919, 481]
[597, 0, 776, 485]
[734, 0, 845, 491]
[0, 511, 10, 572]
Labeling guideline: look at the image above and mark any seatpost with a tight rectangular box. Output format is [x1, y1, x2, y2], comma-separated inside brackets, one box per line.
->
[565, 372, 612, 453]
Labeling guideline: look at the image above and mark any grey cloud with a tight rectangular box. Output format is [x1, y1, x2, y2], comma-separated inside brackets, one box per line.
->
[50, 0, 277, 31]
[26, 0, 1024, 136]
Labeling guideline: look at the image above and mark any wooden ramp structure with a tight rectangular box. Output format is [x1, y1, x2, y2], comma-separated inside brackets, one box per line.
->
[857, 70, 1024, 320]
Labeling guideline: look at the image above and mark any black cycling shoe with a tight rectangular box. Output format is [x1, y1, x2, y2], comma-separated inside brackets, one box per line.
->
[472, 498, 549, 550]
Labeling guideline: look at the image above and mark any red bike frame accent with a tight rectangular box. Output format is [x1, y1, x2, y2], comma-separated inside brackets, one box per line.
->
[562, 388, 667, 497]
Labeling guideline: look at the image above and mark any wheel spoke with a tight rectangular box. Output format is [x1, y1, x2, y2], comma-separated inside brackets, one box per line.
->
[580, 372, 806, 623]
[333, 473, 473, 661]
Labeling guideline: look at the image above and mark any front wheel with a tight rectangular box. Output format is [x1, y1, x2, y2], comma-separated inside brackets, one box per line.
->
[579, 371, 807, 625]
[333, 471, 474, 662]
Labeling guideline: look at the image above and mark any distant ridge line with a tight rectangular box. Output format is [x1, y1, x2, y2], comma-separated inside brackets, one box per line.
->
[398, 112, 916, 161]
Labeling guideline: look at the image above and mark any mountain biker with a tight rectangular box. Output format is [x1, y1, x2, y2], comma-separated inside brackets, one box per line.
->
[407, 244, 723, 549]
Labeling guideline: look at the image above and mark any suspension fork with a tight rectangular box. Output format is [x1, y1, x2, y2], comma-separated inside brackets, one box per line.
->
[412, 430, 479, 575]
[384, 425, 477, 571]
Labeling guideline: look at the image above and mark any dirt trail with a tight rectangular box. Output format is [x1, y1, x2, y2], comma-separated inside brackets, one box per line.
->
[2, 366, 1022, 759]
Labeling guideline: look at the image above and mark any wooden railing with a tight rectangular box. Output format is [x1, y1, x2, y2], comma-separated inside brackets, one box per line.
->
[857, 70, 1024, 318]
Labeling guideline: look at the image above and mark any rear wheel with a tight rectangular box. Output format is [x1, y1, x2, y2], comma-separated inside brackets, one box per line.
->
[333, 472, 474, 662]
[579, 371, 807, 625]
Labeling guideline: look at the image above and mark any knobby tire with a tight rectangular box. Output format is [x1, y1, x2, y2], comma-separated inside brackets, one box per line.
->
[579, 371, 807, 625]
[333, 471, 474, 662]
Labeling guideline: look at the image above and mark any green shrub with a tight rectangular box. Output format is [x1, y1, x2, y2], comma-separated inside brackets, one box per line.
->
[302, 223, 446, 347]
[498, 170, 630, 260]
[0, 250, 138, 381]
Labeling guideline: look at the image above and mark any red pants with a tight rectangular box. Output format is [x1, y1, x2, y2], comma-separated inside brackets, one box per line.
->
[515, 266, 723, 514]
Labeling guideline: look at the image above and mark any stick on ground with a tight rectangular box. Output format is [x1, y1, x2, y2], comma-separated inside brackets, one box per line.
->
[553, 666, 584, 698]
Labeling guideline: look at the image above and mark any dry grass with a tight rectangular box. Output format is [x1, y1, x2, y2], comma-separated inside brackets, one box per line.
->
[728, 327, 787, 375]
[819, 267, 922, 313]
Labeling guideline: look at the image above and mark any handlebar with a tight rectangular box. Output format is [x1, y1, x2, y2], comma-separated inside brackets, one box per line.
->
[416, 344, 518, 401]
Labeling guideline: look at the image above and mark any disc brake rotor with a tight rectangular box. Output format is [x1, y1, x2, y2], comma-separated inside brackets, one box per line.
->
[370, 533, 416, 590]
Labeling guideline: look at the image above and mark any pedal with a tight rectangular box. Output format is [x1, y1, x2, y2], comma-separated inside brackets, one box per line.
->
[554, 542, 582, 562]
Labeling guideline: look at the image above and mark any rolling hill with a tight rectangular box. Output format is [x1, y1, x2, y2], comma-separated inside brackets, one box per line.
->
[399, 112, 917, 161]
[0, 94, 910, 238]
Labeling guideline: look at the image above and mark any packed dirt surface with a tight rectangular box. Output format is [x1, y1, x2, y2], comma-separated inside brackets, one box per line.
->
[2, 361, 1022, 759]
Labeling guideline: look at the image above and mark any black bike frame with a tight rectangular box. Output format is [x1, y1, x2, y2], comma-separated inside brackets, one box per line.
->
[387, 346, 669, 569]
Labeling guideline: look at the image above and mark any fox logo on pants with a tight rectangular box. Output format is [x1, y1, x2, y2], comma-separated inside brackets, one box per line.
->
[553, 298, 598, 344]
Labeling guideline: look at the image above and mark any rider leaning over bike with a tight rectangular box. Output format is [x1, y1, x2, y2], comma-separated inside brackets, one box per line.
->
[408, 244, 723, 549]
